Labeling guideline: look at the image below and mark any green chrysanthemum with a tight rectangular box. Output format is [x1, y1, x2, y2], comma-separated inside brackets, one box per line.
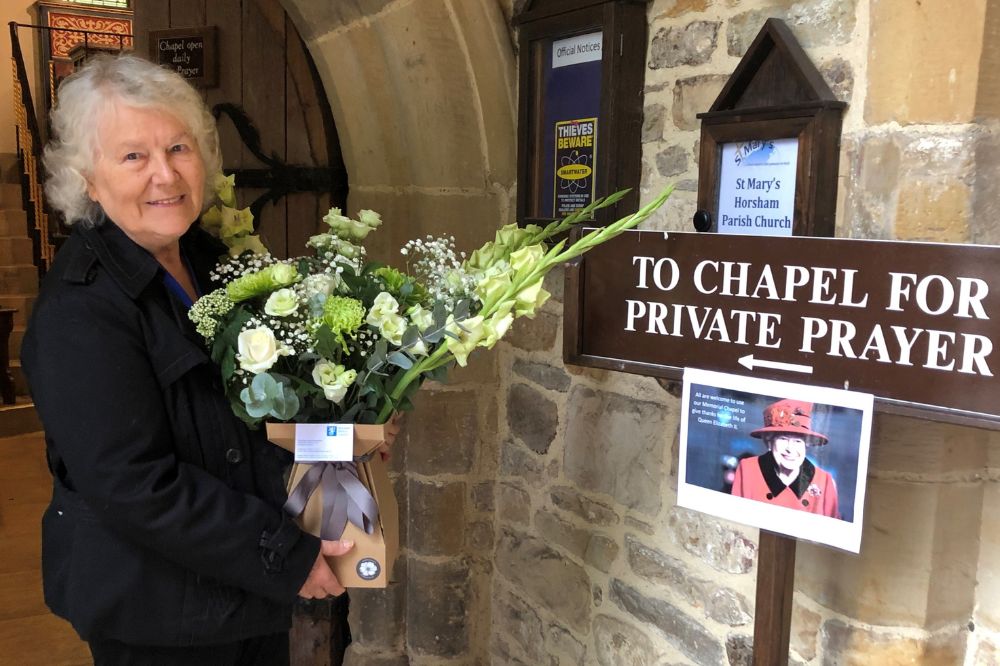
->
[226, 263, 299, 302]
[318, 296, 365, 348]
[188, 288, 235, 340]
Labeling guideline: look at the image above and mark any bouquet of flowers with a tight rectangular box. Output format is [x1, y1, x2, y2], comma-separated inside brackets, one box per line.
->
[190, 179, 674, 428]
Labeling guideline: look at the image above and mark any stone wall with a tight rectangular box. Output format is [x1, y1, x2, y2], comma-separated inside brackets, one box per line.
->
[493, 0, 1000, 664]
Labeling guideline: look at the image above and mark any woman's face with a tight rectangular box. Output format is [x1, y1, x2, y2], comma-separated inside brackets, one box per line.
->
[86, 101, 205, 252]
[768, 434, 806, 475]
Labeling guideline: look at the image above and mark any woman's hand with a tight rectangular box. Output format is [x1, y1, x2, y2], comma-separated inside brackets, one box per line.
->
[378, 412, 404, 461]
[298, 539, 354, 599]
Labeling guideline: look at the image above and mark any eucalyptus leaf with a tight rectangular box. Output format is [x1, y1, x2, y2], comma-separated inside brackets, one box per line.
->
[387, 351, 413, 369]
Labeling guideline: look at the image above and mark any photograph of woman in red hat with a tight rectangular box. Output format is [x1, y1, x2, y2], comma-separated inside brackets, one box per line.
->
[731, 399, 840, 518]
[676, 369, 873, 553]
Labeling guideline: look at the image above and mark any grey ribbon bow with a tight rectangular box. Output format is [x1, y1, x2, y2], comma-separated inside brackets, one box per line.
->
[283, 462, 380, 540]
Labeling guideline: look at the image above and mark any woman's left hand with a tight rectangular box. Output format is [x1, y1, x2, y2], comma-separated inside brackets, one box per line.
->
[378, 412, 403, 461]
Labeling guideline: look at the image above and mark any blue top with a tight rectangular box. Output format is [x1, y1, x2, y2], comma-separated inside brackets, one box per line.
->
[161, 253, 201, 309]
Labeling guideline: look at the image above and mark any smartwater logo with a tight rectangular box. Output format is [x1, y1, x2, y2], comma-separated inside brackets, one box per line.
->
[327, 426, 338, 436]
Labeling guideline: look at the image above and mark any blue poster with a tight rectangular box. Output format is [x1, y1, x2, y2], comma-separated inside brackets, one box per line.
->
[541, 31, 602, 217]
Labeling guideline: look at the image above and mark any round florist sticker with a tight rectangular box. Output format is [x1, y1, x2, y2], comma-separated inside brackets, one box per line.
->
[357, 558, 381, 581]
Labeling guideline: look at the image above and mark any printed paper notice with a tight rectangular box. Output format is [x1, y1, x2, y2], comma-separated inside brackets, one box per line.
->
[294, 423, 354, 463]
[554, 117, 597, 216]
[717, 138, 798, 236]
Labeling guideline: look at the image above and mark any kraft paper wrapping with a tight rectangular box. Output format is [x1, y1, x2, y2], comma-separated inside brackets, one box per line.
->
[266, 422, 399, 588]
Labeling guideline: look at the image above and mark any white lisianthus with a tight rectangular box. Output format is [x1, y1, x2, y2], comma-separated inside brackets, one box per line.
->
[407, 338, 429, 356]
[366, 291, 400, 327]
[237, 327, 288, 373]
[379, 312, 407, 346]
[312, 361, 357, 404]
[264, 288, 299, 317]
[407, 304, 434, 331]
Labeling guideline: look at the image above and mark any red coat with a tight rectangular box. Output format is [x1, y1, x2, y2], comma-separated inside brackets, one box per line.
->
[732, 452, 840, 518]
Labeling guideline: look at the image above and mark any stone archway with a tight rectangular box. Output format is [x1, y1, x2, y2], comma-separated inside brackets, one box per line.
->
[276, 1, 518, 662]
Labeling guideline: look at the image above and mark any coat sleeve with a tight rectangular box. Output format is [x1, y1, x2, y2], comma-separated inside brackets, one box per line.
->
[22, 289, 320, 604]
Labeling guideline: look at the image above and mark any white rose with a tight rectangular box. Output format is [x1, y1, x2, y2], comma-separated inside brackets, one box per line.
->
[237, 327, 283, 373]
[263, 288, 299, 317]
[407, 304, 434, 331]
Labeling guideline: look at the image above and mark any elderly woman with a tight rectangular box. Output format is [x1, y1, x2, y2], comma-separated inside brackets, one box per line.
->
[731, 398, 840, 518]
[21, 55, 378, 665]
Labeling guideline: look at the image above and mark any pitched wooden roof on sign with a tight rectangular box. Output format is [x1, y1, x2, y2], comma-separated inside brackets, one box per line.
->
[704, 18, 846, 115]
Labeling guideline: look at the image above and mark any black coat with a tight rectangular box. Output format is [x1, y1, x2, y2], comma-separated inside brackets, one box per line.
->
[21, 220, 321, 646]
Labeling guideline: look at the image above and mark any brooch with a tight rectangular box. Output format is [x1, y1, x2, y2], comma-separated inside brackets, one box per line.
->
[807, 484, 823, 497]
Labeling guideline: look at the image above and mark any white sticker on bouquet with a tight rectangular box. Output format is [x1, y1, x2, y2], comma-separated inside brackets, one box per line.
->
[294, 423, 354, 463]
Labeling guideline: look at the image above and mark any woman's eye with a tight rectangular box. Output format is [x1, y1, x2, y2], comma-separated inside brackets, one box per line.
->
[124, 152, 140, 161]
[170, 143, 188, 153]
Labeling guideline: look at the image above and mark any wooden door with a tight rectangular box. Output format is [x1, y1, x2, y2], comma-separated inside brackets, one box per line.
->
[135, 0, 348, 259]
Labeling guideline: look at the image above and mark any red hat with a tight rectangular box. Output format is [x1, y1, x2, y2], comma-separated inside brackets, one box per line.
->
[750, 399, 828, 446]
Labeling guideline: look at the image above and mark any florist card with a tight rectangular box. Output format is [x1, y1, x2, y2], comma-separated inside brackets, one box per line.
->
[677, 368, 873, 553]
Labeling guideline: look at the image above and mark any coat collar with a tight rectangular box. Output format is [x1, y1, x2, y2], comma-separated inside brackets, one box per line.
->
[758, 451, 816, 499]
[76, 218, 225, 300]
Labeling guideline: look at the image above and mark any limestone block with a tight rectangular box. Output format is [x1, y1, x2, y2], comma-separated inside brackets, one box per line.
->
[894, 182, 971, 242]
[310, 24, 411, 189]
[584, 535, 620, 574]
[546, 623, 586, 665]
[405, 558, 470, 656]
[655, 144, 690, 178]
[543, 264, 565, 304]
[642, 104, 667, 144]
[842, 132, 899, 239]
[407, 479, 466, 555]
[972, 128, 1000, 244]
[796, 479, 982, 627]
[403, 389, 479, 475]
[496, 529, 593, 631]
[649, 21, 720, 69]
[507, 383, 559, 454]
[727, 0, 857, 57]
[284, 0, 392, 40]
[725, 633, 753, 666]
[821, 620, 967, 665]
[449, 0, 517, 184]
[974, 484, 1000, 628]
[563, 387, 668, 514]
[609, 579, 726, 664]
[672, 75, 728, 131]
[819, 57, 854, 103]
[471, 481, 495, 512]
[533, 509, 590, 560]
[341, 652, 409, 666]
[655, 0, 712, 19]
[550, 485, 621, 526]
[869, 415, 988, 477]
[666, 507, 757, 574]
[512, 359, 571, 392]
[790, 598, 822, 660]
[375, 2, 491, 188]
[866, 0, 985, 124]
[468, 520, 494, 551]
[449, 345, 499, 385]
[498, 482, 531, 526]
[500, 440, 548, 488]
[706, 588, 752, 627]
[592, 614, 659, 666]
[505, 310, 561, 352]
[627, 534, 705, 604]
[350, 580, 405, 646]
[494, 588, 545, 664]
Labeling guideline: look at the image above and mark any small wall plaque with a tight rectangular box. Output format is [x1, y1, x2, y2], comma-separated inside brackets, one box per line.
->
[149, 26, 218, 88]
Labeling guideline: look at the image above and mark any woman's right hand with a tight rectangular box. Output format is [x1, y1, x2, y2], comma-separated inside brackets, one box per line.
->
[298, 539, 354, 598]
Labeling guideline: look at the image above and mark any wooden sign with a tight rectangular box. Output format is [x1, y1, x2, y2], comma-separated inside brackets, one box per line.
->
[693, 19, 845, 237]
[566, 229, 1000, 429]
[149, 26, 217, 88]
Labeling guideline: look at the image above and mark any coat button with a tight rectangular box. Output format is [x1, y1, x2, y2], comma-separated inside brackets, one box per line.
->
[802, 499, 809, 507]
[765, 493, 773, 500]
[226, 448, 243, 464]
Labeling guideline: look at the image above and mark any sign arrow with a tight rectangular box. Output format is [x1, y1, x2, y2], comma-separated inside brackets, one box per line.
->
[738, 354, 814, 375]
